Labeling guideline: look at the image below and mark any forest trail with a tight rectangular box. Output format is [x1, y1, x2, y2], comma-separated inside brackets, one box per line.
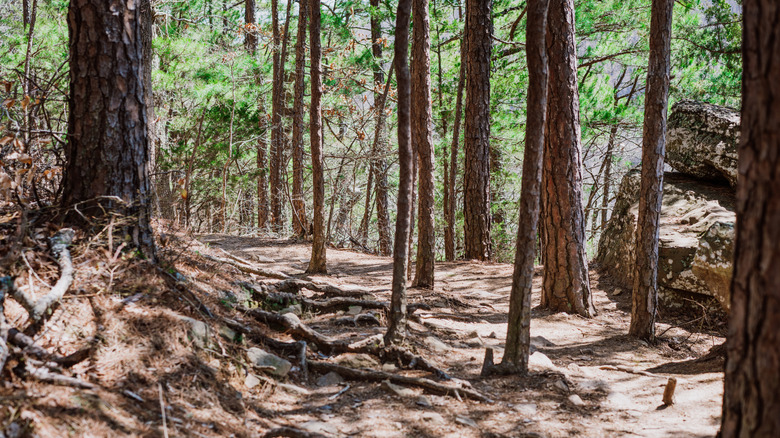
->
[195, 235, 725, 438]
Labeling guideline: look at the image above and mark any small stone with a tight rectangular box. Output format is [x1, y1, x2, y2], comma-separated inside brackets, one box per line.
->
[219, 325, 238, 342]
[553, 380, 569, 392]
[245, 374, 261, 389]
[247, 347, 292, 377]
[568, 394, 585, 407]
[424, 336, 452, 353]
[528, 351, 557, 372]
[278, 383, 310, 395]
[280, 304, 303, 316]
[381, 363, 398, 372]
[300, 421, 339, 435]
[488, 332, 498, 339]
[513, 403, 537, 416]
[316, 371, 344, 387]
[347, 306, 362, 315]
[179, 316, 210, 348]
[455, 416, 478, 428]
[421, 412, 445, 423]
[336, 353, 380, 369]
[381, 380, 416, 398]
[416, 395, 432, 407]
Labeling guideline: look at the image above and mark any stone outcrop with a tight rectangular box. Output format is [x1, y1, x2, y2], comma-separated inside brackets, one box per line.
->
[596, 170, 735, 311]
[666, 100, 739, 187]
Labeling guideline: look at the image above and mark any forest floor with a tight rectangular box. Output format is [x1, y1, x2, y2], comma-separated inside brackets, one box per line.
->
[0, 226, 727, 438]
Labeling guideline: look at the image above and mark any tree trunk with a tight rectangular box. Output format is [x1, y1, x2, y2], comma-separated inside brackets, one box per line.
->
[64, 0, 155, 259]
[446, 38, 466, 262]
[270, 0, 292, 232]
[463, 0, 492, 261]
[601, 125, 617, 231]
[629, 0, 674, 341]
[245, 0, 257, 53]
[720, 2, 780, 436]
[540, 0, 593, 317]
[385, 0, 413, 345]
[257, 99, 269, 229]
[307, 0, 327, 273]
[291, 0, 309, 237]
[501, 0, 549, 373]
[369, 6, 392, 255]
[411, 0, 435, 288]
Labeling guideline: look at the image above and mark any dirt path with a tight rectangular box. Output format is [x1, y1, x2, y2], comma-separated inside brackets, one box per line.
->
[199, 235, 725, 438]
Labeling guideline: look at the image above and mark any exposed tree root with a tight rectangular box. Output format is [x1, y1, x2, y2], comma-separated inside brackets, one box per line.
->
[307, 361, 492, 403]
[263, 426, 327, 438]
[202, 254, 291, 280]
[271, 279, 372, 298]
[7, 328, 95, 368]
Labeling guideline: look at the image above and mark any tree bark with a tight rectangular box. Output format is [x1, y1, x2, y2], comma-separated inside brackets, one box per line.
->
[291, 0, 309, 237]
[720, 1, 780, 436]
[307, 0, 327, 273]
[245, 0, 257, 53]
[270, 0, 292, 232]
[540, 0, 593, 317]
[385, 0, 413, 345]
[446, 38, 466, 262]
[629, 0, 674, 341]
[412, 0, 435, 288]
[64, 0, 155, 259]
[501, 0, 549, 372]
[463, 0, 492, 261]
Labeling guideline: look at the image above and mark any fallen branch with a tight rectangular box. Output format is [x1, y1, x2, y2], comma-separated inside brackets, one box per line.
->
[599, 365, 662, 378]
[202, 254, 290, 280]
[308, 361, 492, 403]
[7, 328, 95, 368]
[23, 362, 96, 390]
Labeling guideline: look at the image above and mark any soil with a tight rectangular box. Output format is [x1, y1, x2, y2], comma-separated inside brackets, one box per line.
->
[0, 231, 726, 438]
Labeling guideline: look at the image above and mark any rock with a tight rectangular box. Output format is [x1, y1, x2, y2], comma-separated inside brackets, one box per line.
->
[246, 347, 292, 377]
[455, 416, 478, 428]
[244, 374, 261, 389]
[596, 170, 735, 311]
[347, 305, 362, 315]
[277, 383, 310, 395]
[528, 352, 556, 372]
[178, 316, 210, 348]
[335, 353, 380, 369]
[316, 371, 344, 387]
[513, 403, 538, 416]
[424, 336, 452, 353]
[421, 412, 445, 423]
[416, 395, 432, 407]
[300, 421, 340, 436]
[553, 380, 569, 392]
[666, 100, 739, 187]
[381, 380, 416, 398]
[280, 304, 303, 316]
[381, 363, 398, 372]
[568, 394, 585, 407]
[219, 325, 239, 342]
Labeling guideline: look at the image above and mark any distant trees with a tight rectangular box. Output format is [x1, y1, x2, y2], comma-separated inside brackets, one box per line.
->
[540, 0, 594, 317]
[629, 0, 674, 341]
[462, 0, 492, 261]
[63, 0, 154, 258]
[720, 1, 780, 435]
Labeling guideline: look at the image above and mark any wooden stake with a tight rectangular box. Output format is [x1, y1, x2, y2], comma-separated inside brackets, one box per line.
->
[662, 377, 677, 406]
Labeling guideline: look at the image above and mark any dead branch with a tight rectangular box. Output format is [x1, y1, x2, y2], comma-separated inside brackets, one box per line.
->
[23, 362, 96, 390]
[202, 253, 290, 280]
[7, 328, 95, 368]
[307, 361, 492, 403]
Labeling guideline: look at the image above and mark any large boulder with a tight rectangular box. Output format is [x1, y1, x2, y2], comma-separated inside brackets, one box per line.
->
[666, 100, 740, 187]
[596, 170, 735, 311]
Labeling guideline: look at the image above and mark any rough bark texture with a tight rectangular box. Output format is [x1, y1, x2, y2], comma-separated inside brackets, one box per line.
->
[370, 0, 392, 256]
[501, 0, 548, 372]
[629, 0, 673, 340]
[257, 97, 269, 229]
[446, 39, 466, 262]
[540, 0, 592, 317]
[385, 0, 413, 345]
[412, 0, 435, 289]
[720, 1, 780, 436]
[245, 0, 257, 53]
[291, 0, 308, 237]
[463, 0, 492, 261]
[306, 0, 326, 273]
[64, 0, 155, 259]
[269, 0, 285, 231]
